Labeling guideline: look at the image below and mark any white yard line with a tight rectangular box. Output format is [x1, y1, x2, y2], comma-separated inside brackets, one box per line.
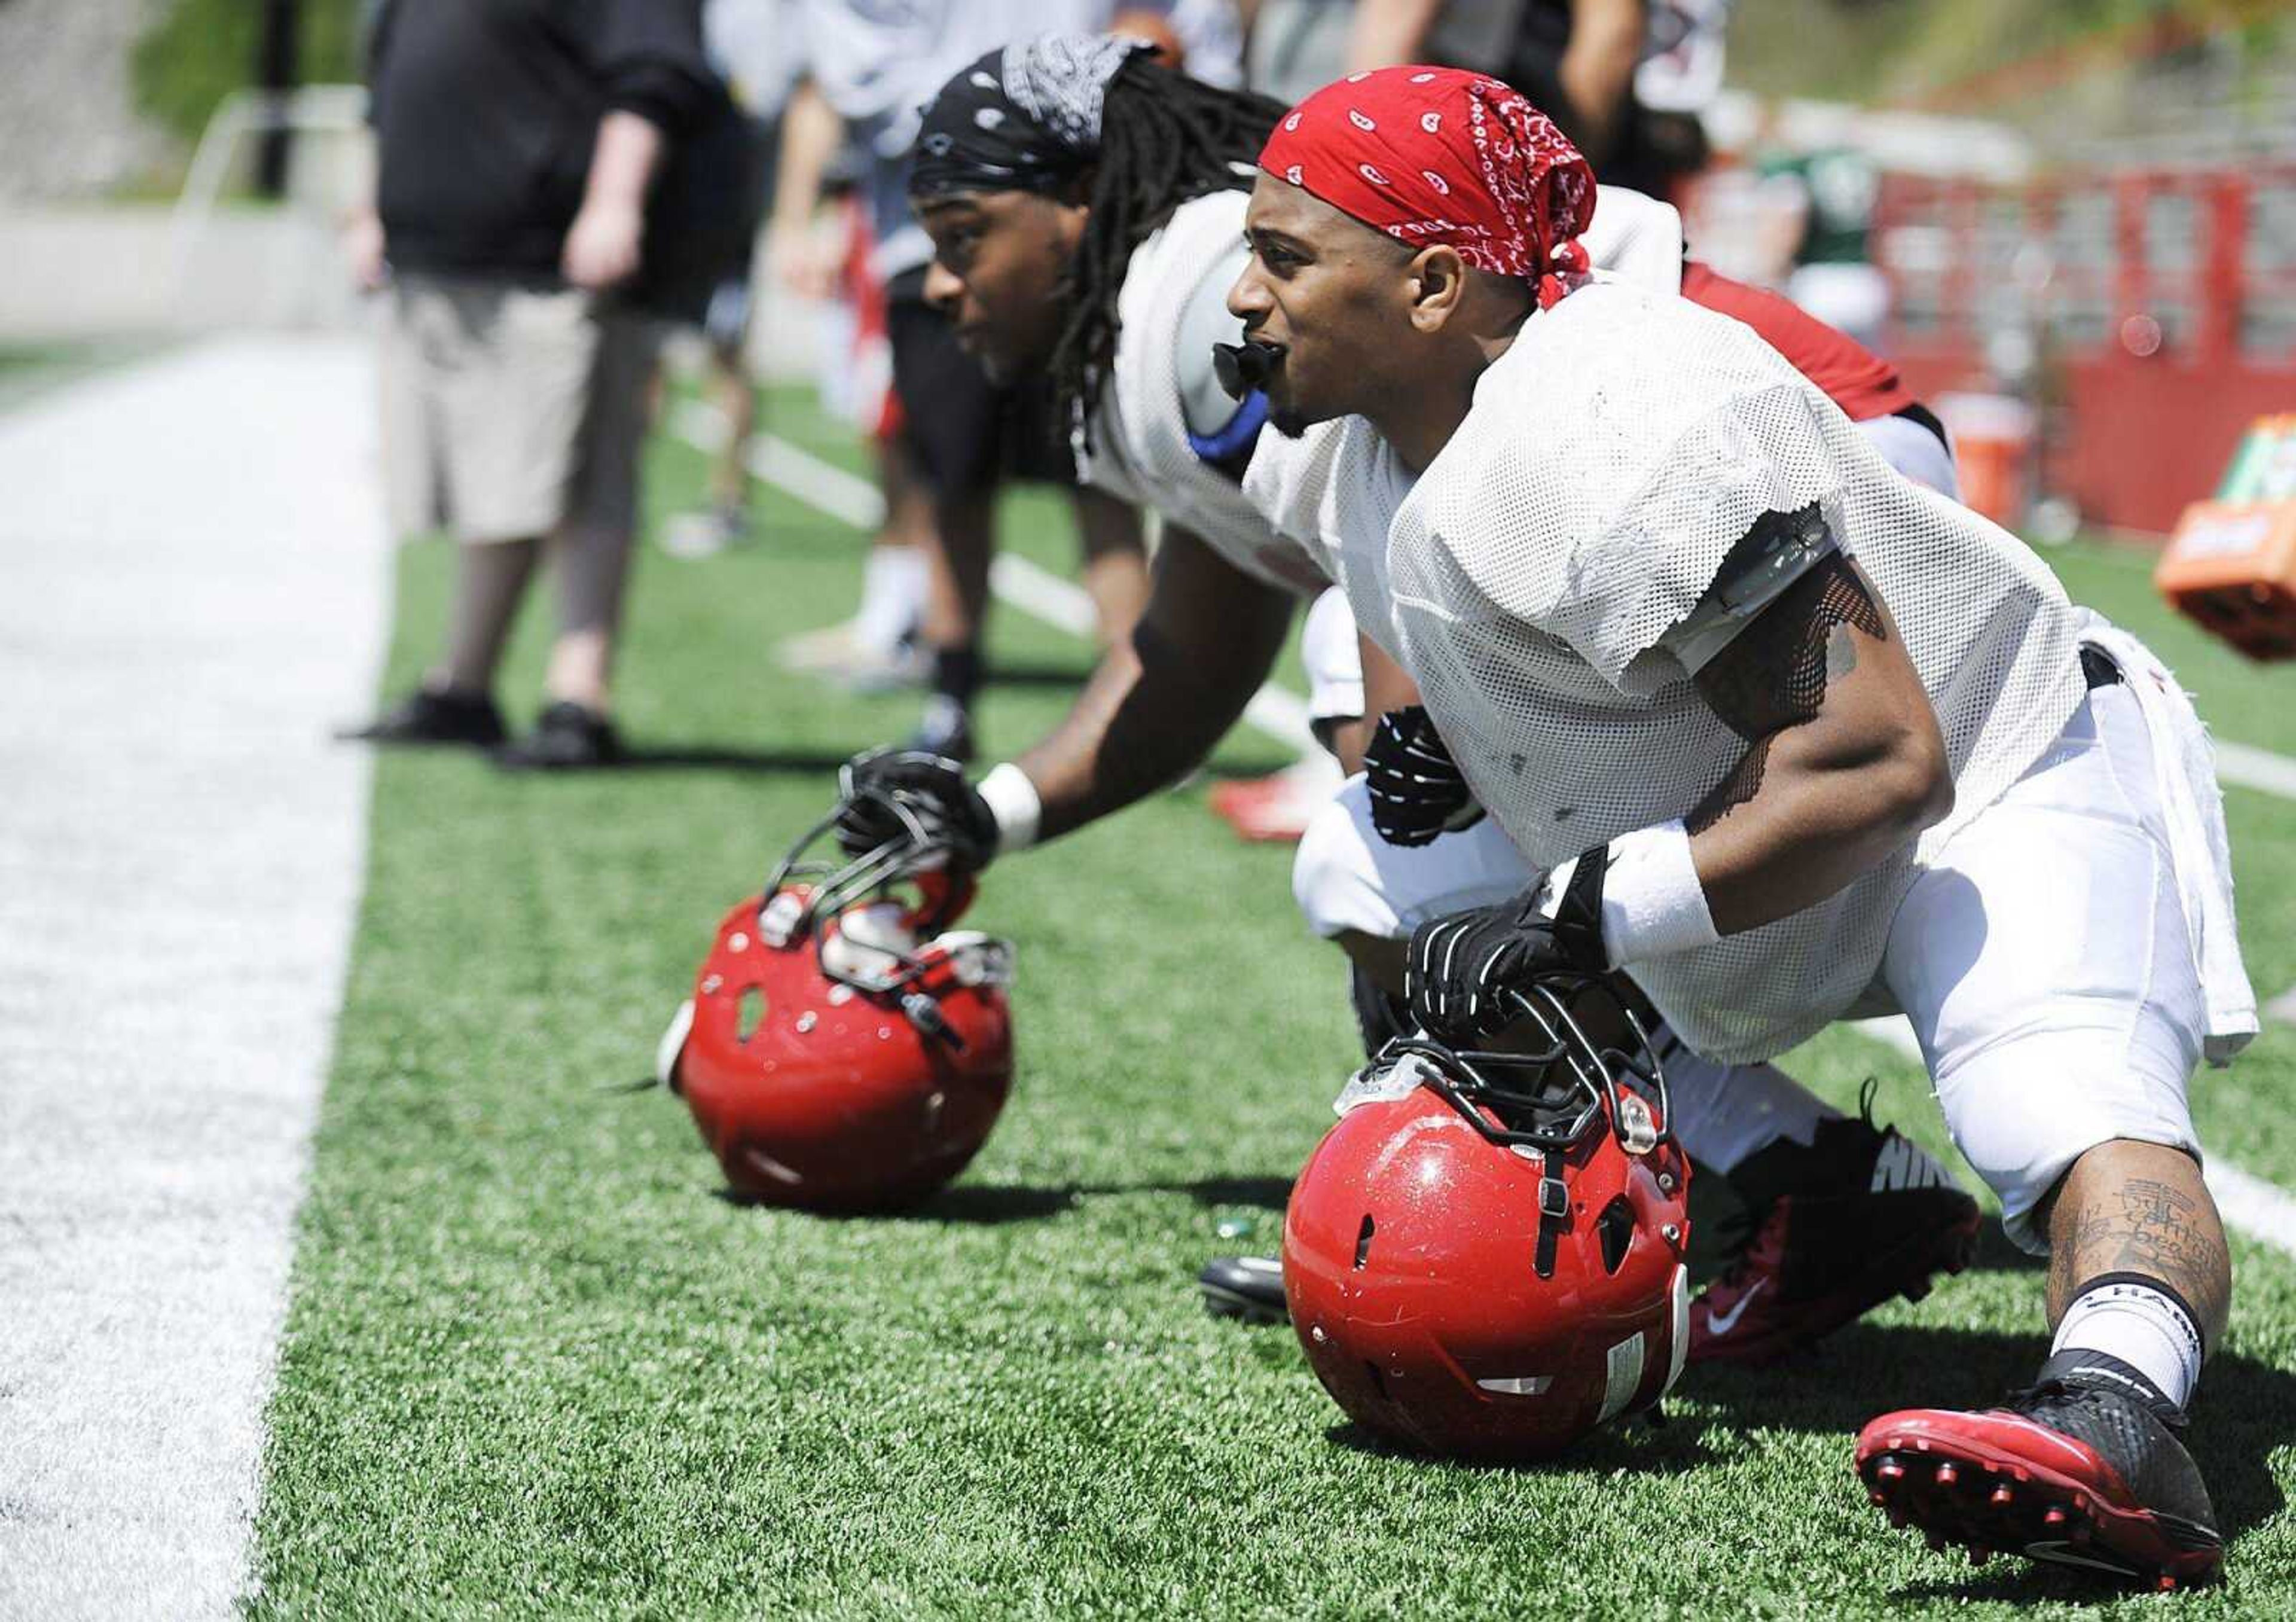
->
[2215, 740, 2296, 801]
[680, 407, 1324, 755]
[0, 337, 389, 1618]
[1847, 1017, 2296, 1258]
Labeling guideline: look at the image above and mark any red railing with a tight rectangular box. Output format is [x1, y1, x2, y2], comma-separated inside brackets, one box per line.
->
[1873, 164, 2296, 535]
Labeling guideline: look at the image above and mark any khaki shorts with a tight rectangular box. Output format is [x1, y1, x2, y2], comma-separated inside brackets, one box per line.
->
[382, 275, 658, 545]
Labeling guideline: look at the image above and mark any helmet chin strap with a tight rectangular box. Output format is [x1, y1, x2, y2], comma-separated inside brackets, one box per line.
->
[1534, 1144, 1567, 1279]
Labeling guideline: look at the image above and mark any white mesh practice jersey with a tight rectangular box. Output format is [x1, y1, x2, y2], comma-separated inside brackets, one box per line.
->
[1076, 190, 1333, 596]
[1248, 277, 2085, 1063]
[1081, 185, 1687, 598]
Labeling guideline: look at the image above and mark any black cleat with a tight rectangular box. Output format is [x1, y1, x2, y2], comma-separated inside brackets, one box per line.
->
[1857, 1352, 2221, 1589]
[1199, 1255, 1287, 1324]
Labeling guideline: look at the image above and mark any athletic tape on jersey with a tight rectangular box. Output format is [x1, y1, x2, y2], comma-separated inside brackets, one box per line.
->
[1251, 278, 2086, 1063]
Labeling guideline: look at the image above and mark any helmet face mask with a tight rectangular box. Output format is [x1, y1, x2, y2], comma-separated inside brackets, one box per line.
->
[1284, 975, 1691, 1462]
[659, 793, 1016, 1212]
[1379, 972, 1671, 1157]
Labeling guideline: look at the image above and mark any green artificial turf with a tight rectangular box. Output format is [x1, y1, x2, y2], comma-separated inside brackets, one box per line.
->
[254, 402, 2296, 1617]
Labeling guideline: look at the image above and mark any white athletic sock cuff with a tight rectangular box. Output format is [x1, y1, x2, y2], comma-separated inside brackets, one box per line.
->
[1599, 820, 1719, 969]
[855, 545, 926, 653]
[2051, 1277, 2205, 1411]
[976, 763, 1042, 855]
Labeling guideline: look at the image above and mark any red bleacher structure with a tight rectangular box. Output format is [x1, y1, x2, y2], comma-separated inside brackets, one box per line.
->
[1871, 163, 2296, 538]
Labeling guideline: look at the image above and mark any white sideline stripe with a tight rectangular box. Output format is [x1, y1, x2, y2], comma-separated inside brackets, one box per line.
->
[2216, 739, 2296, 801]
[0, 337, 389, 1618]
[1846, 1017, 2296, 1258]
[705, 416, 1321, 752]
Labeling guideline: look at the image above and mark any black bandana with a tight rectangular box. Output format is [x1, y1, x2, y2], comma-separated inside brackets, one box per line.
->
[909, 32, 1152, 200]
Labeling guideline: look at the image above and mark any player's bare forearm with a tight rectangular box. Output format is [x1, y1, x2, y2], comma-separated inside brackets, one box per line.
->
[1343, 633, 1423, 776]
[1345, 0, 1445, 71]
[1015, 528, 1292, 840]
[1559, 0, 1645, 159]
[1687, 555, 1953, 934]
[584, 110, 665, 209]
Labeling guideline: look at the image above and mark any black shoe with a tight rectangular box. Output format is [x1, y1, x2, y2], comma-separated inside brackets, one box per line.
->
[491, 701, 621, 771]
[908, 694, 974, 764]
[1857, 1352, 2221, 1589]
[338, 687, 506, 748]
[1199, 1255, 1288, 1324]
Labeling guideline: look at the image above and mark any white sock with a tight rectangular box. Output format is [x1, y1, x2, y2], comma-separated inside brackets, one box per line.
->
[854, 545, 926, 655]
[1660, 1039, 1840, 1175]
[2051, 1278, 2203, 1410]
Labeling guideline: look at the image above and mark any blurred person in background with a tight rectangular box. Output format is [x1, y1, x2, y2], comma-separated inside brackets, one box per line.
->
[766, 78, 941, 689]
[1763, 141, 1891, 351]
[341, 0, 714, 769]
[1345, 0, 1705, 199]
[793, 1, 1242, 761]
[660, 0, 810, 560]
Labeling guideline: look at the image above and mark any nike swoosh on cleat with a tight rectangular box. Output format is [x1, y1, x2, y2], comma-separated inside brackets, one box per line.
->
[1703, 1278, 1767, 1336]
[2022, 1541, 2142, 1578]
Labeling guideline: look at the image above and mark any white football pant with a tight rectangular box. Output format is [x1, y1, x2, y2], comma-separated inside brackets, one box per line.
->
[1292, 681, 2211, 1247]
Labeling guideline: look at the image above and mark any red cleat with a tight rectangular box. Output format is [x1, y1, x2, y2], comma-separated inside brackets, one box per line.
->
[1205, 757, 1341, 844]
[1855, 1359, 2222, 1589]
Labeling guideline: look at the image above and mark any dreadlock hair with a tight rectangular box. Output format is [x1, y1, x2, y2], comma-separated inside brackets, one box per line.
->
[1052, 61, 1289, 442]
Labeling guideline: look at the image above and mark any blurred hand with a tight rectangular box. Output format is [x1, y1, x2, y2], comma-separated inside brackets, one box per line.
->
[767, 217, 844, 300]
[344, 206, 387, 292]
[562, 197, 645, 292]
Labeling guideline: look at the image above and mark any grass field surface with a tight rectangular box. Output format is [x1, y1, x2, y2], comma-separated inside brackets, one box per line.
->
[251, 389, 2296, 1617]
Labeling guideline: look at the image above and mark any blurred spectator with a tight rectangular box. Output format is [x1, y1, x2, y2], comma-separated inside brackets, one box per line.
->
[1245, 0, 1354, 100]
[1345, 0, 1706, 199]
[775, 83, 939, 690]
[662, 0, 808, 559]
[1763, 142, 1891, 350]
[795, 2, 1244, 760]
[341, 0, 713, 769]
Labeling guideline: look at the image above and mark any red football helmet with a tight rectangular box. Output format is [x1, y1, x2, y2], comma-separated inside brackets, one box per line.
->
[1283, 977, 1691, 1461]
[656, 792, 1015, 1211]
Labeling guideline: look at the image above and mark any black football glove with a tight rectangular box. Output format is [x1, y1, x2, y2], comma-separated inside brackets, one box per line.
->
[834, 749, 1000, 873]
[1403, 850, 1609, 1042]
[1363, 705, 1484, 847]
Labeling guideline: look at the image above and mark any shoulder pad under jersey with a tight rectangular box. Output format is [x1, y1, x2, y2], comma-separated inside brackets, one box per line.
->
[1175, 236, 1261, 462]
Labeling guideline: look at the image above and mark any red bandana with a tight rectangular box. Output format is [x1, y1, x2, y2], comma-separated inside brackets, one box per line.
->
[1259, 66, 1596, 309]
